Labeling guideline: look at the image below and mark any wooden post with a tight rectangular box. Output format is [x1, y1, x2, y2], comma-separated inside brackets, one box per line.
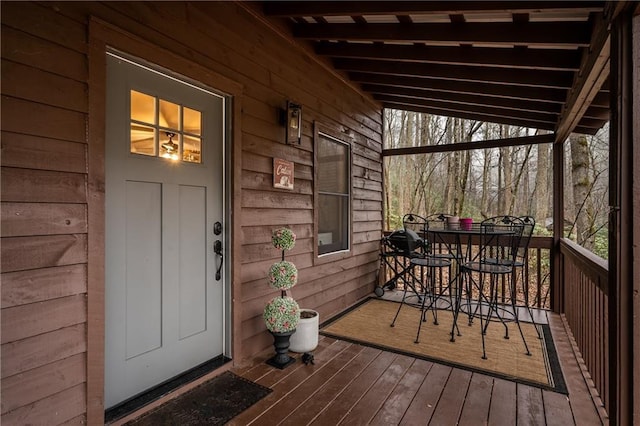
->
[632, 12, 639, 425]
[551, 138, 564, 314]
[608, 7, 635, 426]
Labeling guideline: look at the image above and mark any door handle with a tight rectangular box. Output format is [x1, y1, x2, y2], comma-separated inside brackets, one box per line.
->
[214, 240, 223, 280]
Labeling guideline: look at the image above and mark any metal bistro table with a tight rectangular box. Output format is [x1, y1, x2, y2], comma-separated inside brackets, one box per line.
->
[424, 221, 516, 342]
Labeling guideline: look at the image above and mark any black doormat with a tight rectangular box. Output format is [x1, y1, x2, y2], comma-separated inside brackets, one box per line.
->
[125, 371, 272, 426]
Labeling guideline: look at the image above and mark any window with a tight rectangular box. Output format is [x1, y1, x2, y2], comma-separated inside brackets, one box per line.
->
[130, 90, 202, 163]
[317, 130, 351, 256]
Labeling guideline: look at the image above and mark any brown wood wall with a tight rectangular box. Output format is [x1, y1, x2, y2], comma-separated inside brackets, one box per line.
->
[1, 2, 383, 424]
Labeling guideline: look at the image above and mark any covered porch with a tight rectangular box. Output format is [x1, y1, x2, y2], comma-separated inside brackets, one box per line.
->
[1, 2, 637, 425]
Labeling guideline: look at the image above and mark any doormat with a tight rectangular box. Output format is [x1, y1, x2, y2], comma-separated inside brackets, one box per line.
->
[126, 371, 272, 425]
[321, 297, 567, 394]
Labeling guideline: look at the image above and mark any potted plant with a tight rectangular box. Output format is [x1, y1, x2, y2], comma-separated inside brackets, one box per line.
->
[289, 308, 319, 354]
[263, 228, 300, 369]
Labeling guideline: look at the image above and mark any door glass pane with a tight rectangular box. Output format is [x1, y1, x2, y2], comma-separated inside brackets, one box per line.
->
[129, 91, 205, 164]
[183, 135, 201, 163]
[159, 99, 180, 130]
[160, 131, 180, 161]
[130, 90, 156, 125]
[130, 124, 156, 156]
[184, 107, 202, 136]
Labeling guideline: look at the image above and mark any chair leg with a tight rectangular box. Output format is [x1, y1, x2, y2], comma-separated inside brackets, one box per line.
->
[520, 267, 542, 339]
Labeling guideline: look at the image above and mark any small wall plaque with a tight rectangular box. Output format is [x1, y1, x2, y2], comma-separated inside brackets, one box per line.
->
[273, 158, 294, 190]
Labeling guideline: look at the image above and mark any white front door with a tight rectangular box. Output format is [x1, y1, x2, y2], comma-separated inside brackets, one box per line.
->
[104, 53, 226, 408]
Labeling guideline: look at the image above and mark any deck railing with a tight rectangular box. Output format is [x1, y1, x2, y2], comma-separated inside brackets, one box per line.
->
[559, 238, 609, 413]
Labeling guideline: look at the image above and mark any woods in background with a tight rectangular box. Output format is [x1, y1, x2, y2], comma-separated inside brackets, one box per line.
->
[383, 109, 609, 259]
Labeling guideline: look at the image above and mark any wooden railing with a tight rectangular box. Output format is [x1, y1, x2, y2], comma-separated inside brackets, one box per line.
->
[559, 238, 609, 413]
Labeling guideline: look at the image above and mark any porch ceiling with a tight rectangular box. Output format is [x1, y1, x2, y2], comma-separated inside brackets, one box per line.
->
[261, 1, 612, 138]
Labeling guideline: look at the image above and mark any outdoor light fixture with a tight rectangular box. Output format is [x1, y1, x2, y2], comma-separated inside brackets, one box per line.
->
[283, 101, 302, 145]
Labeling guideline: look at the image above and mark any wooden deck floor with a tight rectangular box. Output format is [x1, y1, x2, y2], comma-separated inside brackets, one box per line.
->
[229, 295, 607, 426]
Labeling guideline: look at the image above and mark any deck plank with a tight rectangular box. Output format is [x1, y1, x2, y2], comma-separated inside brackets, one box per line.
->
[280, 346, 382, 426]
[517, 384, 545, 425]
[488, 378, 517, 426]
[429, 368, 473, 425]
[338, 354, 415, 425]
[458, 373, 493, 426]
[369, 358, 433, 425]
[543, 389, 575, 426]
[549, 315, 603, 425]
[250, 343, 365, 425]
[227, 338, 349, 425]
[399, 362, 452, 425]
[307, 351, 398, 425]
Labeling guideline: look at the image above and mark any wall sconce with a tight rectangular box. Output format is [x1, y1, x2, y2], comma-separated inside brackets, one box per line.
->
[282, 101, 302, 145]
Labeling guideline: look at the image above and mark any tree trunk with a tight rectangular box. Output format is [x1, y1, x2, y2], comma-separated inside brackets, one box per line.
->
[569, 134, 595, 249]
[535, 142, 550, 225]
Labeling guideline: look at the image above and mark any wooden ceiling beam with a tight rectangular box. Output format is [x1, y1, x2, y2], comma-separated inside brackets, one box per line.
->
[383, 102, 600, 135]
[383, 101, 558, 131]
[264, 2, 604, 17]
[336, 58, 574, 88]
[383, 134, 556, 157]
[293, 22, 592, 48]
[362, 84, 562, 114]
[555, 13, 611, 142]
[316, 42, 582, 71]
[376, 94, 559, 124]
[350, 72, 569, 103]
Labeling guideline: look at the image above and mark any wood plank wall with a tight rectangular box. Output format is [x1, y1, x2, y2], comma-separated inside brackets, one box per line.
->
[1, 2, 383, 424]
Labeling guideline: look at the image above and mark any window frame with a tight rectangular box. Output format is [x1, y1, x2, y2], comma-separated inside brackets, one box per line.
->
[313, 121, 353, 264]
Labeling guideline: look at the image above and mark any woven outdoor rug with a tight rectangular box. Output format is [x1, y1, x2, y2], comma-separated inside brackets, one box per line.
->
[126, 371, 272, 425]
[321, 297, 567, 393]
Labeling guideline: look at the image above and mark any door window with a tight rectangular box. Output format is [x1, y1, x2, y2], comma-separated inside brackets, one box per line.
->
[130, 90, 202, 163]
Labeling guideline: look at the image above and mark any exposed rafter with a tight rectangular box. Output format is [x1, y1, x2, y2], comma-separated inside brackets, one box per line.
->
[349, 72, 570, 103]
[383, 134, 556, 157]
[293, 22, 592, 48]
[376, 94, 560, 125]
[335, 59, 575, 88]
[264, 1, 604, 17]
[362, 84, 562, 114]
[316, 42, 582, 71]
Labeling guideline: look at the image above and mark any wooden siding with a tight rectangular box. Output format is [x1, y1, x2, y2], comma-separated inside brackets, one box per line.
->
[1, 1, 382, 424]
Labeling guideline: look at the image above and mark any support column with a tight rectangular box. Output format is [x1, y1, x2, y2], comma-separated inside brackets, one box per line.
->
[608, 7, 635, 426]
[551, 138, 564, 314]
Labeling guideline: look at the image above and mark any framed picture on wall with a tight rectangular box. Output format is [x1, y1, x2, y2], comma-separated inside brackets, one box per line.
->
[273, 158, 294, 190]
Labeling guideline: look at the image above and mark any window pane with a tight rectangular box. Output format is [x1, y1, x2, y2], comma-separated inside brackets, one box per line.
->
[160, 131, 180, 161]
[130, 90, 156, 125]
[318, 136, 349, 193]
[183, 135, 201, 163]
[184, 107, 202, 136]
[318, 194, 349, 255]
[159, 99, 180, 130]
[130, 124, 156, 156]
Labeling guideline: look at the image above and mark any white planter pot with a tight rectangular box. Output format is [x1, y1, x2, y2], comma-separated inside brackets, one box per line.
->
[289, 309, 319, 353]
